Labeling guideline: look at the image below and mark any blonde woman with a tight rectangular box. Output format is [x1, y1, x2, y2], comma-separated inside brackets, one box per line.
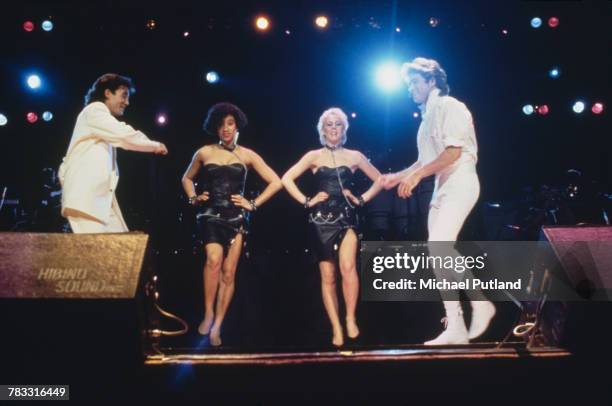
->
[282, 107, 382, 347]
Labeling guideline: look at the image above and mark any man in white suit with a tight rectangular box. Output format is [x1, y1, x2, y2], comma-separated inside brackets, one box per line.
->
[60, 73, 168, 233]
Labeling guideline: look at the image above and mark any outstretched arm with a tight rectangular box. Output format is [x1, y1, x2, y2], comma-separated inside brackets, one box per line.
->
[85, 103, 167, 154]
[397, 147, 461, 198]
[379, 160, 422, 190]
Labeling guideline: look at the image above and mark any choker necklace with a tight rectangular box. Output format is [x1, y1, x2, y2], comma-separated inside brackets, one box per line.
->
[219, 141, 237, 151]
[324, 144, 341, 151]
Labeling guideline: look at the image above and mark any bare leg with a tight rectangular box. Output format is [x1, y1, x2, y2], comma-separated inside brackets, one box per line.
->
[319, 261, 344, 347]
[338, 229, 360, 339]
[210, 233, 243, 346]
[198, 243, 223, 335]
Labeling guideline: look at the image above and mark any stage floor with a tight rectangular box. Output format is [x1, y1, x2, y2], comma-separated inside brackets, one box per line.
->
[145, 341, 571, 365]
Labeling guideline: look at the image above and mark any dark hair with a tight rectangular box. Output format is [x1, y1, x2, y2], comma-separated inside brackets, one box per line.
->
[203, 102, 248, 136]
[84, 73, 135, 106]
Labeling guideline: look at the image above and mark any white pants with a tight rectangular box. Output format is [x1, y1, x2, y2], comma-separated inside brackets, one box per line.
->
[68, 199, 128, 233]
[428, 164, 480, 241]
[427, 164, 483, 301]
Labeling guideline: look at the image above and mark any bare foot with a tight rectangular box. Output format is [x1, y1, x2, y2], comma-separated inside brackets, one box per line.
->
[332, 326, 344, 347]
[209, 327, 222, 347]
[346, 318, 360, 339]
[197, 315, 214, 335]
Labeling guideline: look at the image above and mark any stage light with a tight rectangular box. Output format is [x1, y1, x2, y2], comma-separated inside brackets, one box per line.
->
[42, 111, 53, 121]
[206, 71, 219, 84]
[572, 101, 585, 114]
[146, 19, 156, 30]
[375, 62, 401, 92]
[429, 17, 439, 27]
[27, 74, 41, 89]
[548, 17, 559, 28]
[501, 29, 508, 35]
[395, 27, 401, 32]
[522, 104, 534, 115]
[591, 102, 604, 115]
[537, 104, 549, 115]
[530, 17, 542, 28]
[315, 16, 329, 29]
[183, 31, 189, 37]
[351, 112, 357, 118]
[27, 112, 38, 123]
[156, 113, 167, 125]
[0, 114, 7, 126]
[41, 20, 53, 32]
[285, 29, 291, 35]
[548, 67, 560, 79]
[255, 16, 270, 31]
[412, 112, 420, 119]
[23, 21, 34, 32]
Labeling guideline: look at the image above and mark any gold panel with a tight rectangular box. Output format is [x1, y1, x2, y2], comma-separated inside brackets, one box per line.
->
[0, 232, 149, 299]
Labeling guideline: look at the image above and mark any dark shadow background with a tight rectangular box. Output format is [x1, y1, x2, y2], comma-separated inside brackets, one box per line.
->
[0, 0, 609, 350]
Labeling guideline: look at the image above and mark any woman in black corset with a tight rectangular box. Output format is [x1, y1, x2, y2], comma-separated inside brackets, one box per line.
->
[182, 103, 282, 346]
[282, 107, 383, 347]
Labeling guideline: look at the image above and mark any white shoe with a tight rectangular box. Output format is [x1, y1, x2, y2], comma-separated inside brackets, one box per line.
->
[424, 301, 469, 345]
[468, 300, 496, 340]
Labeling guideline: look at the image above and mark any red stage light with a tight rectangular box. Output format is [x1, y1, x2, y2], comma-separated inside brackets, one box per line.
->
[591, 103, 604, 115]
[537, 105, 549, 115]
[548, 17, 559, 28]
[27, 112, 38, 123]
[23, 21, 35, 32]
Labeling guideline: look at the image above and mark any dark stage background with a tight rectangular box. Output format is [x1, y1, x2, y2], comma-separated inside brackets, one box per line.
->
[0, 0, 609, 349]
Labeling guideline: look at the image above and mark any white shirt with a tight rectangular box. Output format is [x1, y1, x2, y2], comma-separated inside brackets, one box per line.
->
[416, 88, 478, 174]
[60, 102, 160, 224]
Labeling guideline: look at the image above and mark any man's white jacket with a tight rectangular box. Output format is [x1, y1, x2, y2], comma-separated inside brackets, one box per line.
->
[59, 102, 161, 225]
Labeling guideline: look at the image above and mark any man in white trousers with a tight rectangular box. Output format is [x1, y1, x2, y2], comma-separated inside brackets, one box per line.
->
[60, 73, 168, 233]
[380, 57, 495, 345]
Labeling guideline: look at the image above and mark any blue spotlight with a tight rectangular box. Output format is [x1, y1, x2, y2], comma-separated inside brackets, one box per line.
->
[522, 104, 534, 115]
[27, 74, 42, 89]
[375, 61, 401, 92]
[548, 67, 560, 79]
[572, 101, 585, 114]
[530, 17, 542, 28]
[42, 111, 53, 121]
[206, 71, 219, 84]
[0, 114, 7, 126]
[41, 20, 54, 32]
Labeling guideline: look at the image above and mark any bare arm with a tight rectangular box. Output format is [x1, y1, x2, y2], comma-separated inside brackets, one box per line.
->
[412, 147, 461, 179]
[379, 160, 422, 189]
[398, 161, 422, 179]
[397, 147, 461, 198]
[356, 152, 383, 203]
[245, 149, 283, 207]
[281, 151, 316, 205]
[181, 149, 204, 199]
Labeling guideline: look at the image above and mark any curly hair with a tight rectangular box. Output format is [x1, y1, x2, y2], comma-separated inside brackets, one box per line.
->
[203, 102, 248, 136]
[317, 107, 349, 146]
[401, 57, 450, 96]
[84, 73, 135, 106]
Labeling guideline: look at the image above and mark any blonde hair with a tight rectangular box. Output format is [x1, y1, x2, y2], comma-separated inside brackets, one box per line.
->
[401, 57, 450, 95]
[317, 107, 349, 146]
